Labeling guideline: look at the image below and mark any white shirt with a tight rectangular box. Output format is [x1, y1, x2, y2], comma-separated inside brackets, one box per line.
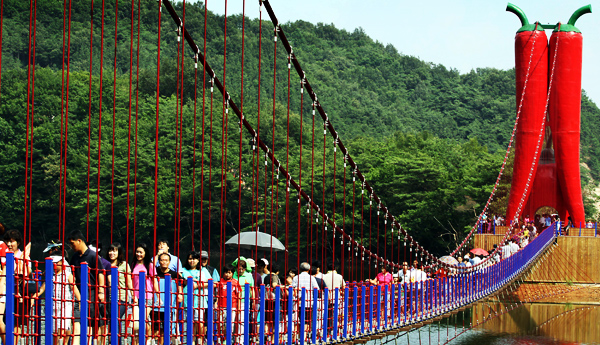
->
[509, 242, 520, 255]
[322, 270, 345, 290]
[407, 268, 426, 283]
[398, 271, 410, 284]
[501, 245, 511, 259]
[292, 271, 320, 292]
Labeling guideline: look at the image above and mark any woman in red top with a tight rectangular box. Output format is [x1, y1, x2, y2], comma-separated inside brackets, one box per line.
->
[368, 265, 392, 285]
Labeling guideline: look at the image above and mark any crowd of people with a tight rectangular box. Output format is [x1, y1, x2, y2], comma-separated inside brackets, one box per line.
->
[480, 212, 597, 235]
[0, 211, 581, 344]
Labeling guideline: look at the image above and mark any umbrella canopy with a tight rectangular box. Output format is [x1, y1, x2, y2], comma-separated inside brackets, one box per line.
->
[225, 231, 286, 252]
[470, 248, 489, 256]
[439, 256, 458, 266]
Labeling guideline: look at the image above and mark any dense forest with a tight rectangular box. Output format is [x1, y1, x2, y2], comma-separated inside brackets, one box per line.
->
[1, 0, 599, 261]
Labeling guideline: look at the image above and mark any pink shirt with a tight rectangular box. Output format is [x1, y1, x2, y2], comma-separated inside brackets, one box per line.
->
[132, 263, 154, 300]
[376, 272, 392, 285]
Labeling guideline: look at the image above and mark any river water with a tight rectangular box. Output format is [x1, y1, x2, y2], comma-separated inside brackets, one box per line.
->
[379, 302, 599, 344]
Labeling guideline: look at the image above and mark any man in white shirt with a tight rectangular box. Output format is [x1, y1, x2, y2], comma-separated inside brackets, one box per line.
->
[292, 262, 320, 292]
[322, 263, 345, 291]
[292, 262, 320, 336]
[509, 239, 520, 255]
[396, 262, 409, 284]
[322, 262, 345, 334]
[501, 241, 511, 259]
[471, 254, 482, 267]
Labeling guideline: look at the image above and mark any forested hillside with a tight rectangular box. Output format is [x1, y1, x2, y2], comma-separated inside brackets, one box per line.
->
[1, 0, 598, 257]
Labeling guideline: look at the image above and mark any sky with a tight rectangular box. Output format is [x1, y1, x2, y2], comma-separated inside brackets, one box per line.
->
[207, 0, 600, 105]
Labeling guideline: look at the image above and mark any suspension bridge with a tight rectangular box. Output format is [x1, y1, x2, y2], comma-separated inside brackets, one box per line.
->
[0, 0, 596, 344]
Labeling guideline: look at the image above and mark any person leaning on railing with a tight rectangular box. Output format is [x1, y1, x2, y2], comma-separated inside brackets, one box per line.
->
[0, 229, 32, 345]
[366, 265, 392, 285]
[32, 256, 81, 344]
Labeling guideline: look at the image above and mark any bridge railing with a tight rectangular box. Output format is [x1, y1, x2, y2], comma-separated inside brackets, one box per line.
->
[3, 224, 557, 344]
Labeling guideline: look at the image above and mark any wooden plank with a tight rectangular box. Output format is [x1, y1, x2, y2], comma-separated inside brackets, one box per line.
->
[475, 234, 600, 283]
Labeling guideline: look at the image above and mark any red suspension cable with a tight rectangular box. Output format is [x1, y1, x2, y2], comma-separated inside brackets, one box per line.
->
[153, 0, 162, 254]
[85, 0, 95, 240]
[23, 0, 34, 234]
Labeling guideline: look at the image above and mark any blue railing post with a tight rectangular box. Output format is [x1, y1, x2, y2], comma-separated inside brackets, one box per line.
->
[360, 285, 366, 334]
[187, 277, 194, 345]
[274, 286, 280, 345]
[343, 287, 349, 339]
[227, 282, 233, 345]
[244, 284, 250, 345]
[311, 288, 317, 344]
[323, 288, 329, 342]
[81, 262, 89, 344]
[409, 282, 414, 321]
[259, 285, 266, 345]
[419, 281, 423, 318]
[164, 274, 171, 345]
[333, 288, 339, 341]
[389, 284, 393, 327]
[45, 258, 53, 345]
[300, 288, 306, 345]
[139, 271, 146, 345]
[111, 266, 119, 345]
[208, 279, 214, 345]
[433, 279, 437, 315]
[5, 253, 14, 345]
[287, 286, 293, 345]
[378, 285, 383, 329]
[399, 283, 404, 324]
[595, 222, 597, 237]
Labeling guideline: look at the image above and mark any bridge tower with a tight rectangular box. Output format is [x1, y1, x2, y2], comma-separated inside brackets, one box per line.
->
[506, 5, 591, 225]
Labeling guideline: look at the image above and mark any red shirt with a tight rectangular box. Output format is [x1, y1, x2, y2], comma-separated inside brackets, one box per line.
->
[217, 279, 241, 309]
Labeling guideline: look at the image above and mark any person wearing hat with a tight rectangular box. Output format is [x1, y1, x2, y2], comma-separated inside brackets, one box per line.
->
[32, 256, 81, 345]
[200, 250, 220, 282]
[44, 241, 73, 276]
[44, 241, 63, 255]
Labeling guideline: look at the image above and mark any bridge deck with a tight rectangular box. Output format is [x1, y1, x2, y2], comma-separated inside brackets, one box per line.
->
[3, 224, 558, 344]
